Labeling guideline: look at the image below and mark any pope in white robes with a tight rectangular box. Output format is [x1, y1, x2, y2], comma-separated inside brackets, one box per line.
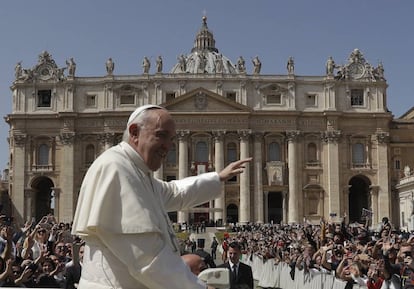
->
[72, 105, 251, 289]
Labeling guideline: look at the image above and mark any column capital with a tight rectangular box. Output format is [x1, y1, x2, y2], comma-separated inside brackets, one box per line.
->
[369, 185, 379, 195]
[321, 130, 341, 143]
[237, 129, 251, 141]
[24, 188, 33, 198]
[177, 130, 190, 141]
[253, 132, 264, 141]
[286, 130, 301, 142]
[376, 132, 390, 144]
[212, 130, 226, 141]
[59, 132, 75, 145]
[13, 134, 27, 147]
[98, 132, 115, 145]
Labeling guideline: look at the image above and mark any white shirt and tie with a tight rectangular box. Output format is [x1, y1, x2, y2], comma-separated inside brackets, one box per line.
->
[230, 262, 238, 282]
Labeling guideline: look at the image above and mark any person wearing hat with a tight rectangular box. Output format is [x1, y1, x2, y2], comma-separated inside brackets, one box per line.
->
[72, 104, 251, 289]
[195, 238, 216, 268]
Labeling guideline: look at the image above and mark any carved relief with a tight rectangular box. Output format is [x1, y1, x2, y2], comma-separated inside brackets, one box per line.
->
[212, 130, 226, 142]
[321, 130, 341, 143]
[194, 91, 207, 110]
[238, 129, 251, 141]
[177, 130, 190, 141]
[13, 134, 27, 147]
[376, 132, 390, 144]
[59, 132, 75, 145]
[286, 130, 301, 142]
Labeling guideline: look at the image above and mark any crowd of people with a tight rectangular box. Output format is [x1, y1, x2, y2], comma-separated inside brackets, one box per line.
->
[0, 214, 83, 288]
[2, 210, 414, 289]
[202, 216, 413, 289]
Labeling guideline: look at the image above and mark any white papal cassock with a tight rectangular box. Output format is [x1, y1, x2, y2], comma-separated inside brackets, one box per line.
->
[72, 141, 221, 289]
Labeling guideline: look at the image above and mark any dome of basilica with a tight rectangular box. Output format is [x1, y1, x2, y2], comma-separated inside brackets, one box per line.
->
[170, 16, 241, 74]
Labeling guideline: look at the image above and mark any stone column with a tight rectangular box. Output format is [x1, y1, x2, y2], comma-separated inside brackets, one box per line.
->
[376, 132, 391, 221]
[213, 130, 226, 224]
[59, 132, 76, 220]
[177, 130, 190, 224]
[24, 188, 33, 222]
[13, 134, 27, 224]
[370, 185, 379, 225]
[238, 130, 251, 224]
[253, 132, 264, 223]
[287, 130, 300, 223]
[321, 130, 341, 221]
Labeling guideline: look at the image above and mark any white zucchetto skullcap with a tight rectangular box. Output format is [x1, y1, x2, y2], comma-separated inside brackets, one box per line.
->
[127, 104, 163, 127]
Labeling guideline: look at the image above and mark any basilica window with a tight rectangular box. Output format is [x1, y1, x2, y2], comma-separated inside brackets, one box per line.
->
[166, 143, 177, 166]
[352, 143, 365, 166]
[38, 144, 49, 166]
[266, 94, 281, 105]
[305, 94, 317, 107]
[195, 141, 209, 162]
[226, 142, 238, 182]
[394, 159, 401, 170]
[120, 94, 135, 105]
[268, 142, 281, 161]
[350, 89, 364, 106]
[166, 92, 176, 102]
[31, 137, 54, 171]
[86, 94, 96, 107]
[226, 92, 236, 102]
[37, 90, 52, 107]
[307, 143, 318, 164]
[85, 144, 95, 166]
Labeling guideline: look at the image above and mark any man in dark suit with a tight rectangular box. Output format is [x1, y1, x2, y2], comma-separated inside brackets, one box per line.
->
[218, 242, 253, 289]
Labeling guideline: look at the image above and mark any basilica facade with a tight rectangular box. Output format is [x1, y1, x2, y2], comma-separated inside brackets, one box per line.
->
[3, 17, 414, 228]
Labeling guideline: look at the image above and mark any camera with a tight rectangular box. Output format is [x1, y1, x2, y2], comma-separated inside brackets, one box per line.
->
[26, 262, 38, 272]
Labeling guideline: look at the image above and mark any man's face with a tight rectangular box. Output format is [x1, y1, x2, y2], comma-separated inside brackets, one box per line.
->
[130, 109, 176, 171]
[400, 245, 414, 267]
[55, 242, 67, 257]
[228, 246, 241, 264]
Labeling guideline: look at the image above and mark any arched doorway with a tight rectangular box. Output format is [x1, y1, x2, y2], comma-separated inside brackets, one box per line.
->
[226, 204, 238, 224]
[348, 175, 371, 223]
[268, 192, 283, 224]
[31, 177, 54, 221]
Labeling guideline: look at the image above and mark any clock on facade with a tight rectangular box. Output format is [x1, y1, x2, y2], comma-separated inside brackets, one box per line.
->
[348, 63, 364, 79]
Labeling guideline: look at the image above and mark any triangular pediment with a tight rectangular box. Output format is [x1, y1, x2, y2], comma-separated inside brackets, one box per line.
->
[163, 87, 251, 113]
[399, 106, 414, 120]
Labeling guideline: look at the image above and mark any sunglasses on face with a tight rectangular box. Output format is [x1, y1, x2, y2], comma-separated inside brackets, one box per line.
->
[402, 251, 412, 257]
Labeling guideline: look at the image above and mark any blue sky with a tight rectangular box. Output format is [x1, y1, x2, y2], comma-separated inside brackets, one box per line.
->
[0, 0, 413, 170]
